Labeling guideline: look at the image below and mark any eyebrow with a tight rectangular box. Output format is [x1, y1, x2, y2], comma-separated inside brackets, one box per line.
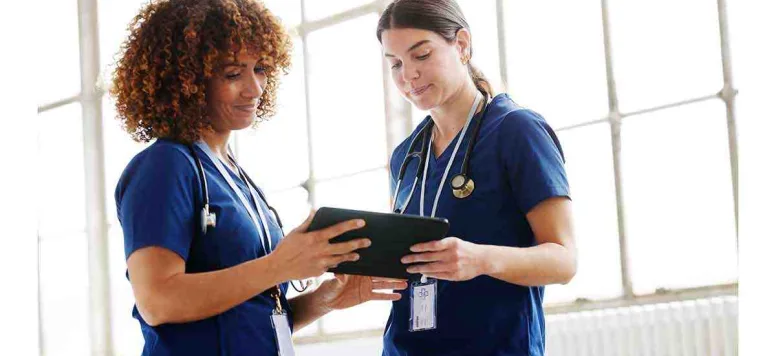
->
[221, 62, 249, 68]
[384, 40, 431, 57]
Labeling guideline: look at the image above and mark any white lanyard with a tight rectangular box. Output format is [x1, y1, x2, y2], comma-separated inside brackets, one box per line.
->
[419, 92, 482, 217]
[194, 141, 273, 252]
[232, 156, 275, 252]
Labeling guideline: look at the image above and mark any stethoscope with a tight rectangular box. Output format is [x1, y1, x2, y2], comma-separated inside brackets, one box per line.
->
[186, 144, 310, 293]
[391, 90, 491, 215]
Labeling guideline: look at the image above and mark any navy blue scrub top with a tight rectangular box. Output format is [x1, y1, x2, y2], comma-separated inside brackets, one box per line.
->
[384, 94, 570, 356]
[115, 139, 292, 356]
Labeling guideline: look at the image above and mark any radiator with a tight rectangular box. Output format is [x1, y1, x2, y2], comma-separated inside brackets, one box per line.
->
[545, 296, 738, 356]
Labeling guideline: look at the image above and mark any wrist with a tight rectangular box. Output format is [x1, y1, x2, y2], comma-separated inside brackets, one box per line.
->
[262, 251, 289, 286]
[311, 279, 335, 314]
[476, 244, 499, 277]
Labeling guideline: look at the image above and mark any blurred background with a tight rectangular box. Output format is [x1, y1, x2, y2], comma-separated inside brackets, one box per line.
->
[15, 0, 775, 354]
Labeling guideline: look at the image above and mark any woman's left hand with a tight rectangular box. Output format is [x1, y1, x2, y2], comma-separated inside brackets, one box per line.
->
[402, 237, 487, 281]
[318, 275, 408, 311]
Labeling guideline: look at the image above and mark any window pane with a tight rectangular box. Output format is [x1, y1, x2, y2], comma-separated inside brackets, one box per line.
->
[103, 95, 148, 226]
[108, 227, 144, 356]
[314, 169, 391, 213]
[608, 0, 723, 112]
[237, 37, 309, 192]
[99, 0, 149, 228]
[729, 0, 776, 255]
[303, 0, 373, 22]
[264, 0, 302, 28]
[307, 15, 387, 179]
[98, 0, 148, 88]
[621, 100, 737, 294]
[457, 0, 502, 93]
[39, 233, 90, 355]
[547, 123, 622, 304]
[38, 0, 81, 107]
[267, 186, 311, 236]
[36, 103, 86, 235]
[504, 0, 609, 129]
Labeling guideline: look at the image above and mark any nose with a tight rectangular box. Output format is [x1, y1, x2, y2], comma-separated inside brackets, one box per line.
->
[400, 62, 420, 84]
[242, 72, 265, 100]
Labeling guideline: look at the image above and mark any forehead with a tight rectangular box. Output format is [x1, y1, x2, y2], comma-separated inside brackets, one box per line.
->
[219, 49, 261, 66]
[381, 28, 447, 55]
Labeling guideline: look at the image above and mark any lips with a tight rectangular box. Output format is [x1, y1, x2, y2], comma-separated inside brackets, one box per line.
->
[234, 104, 257, 113]
[409, 84, 430, 96]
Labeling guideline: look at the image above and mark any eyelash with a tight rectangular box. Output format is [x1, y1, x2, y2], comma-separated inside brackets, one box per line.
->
[226, 67, 266, 79]
[391, 52, 431, 70]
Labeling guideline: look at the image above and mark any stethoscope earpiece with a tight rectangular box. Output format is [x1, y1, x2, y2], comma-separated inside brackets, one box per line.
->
[451, 174, 475, 199]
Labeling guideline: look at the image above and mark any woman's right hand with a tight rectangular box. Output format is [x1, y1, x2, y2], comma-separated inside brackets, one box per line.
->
[269, 211, 371, 282]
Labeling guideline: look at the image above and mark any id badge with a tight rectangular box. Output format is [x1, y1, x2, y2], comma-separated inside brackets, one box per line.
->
[409, 277, 437, 332]
[270, 312, 295, 356]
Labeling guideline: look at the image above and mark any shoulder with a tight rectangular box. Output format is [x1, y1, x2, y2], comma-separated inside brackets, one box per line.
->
[486, 94, 551, 136]
[130, 140, 197, 174]
[116, 140, 198, 197]
[488, 94, 564, 160]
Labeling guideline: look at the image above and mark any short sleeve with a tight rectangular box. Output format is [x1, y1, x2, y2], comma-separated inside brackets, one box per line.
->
[500, 110, 570, 213]
[115, 144, 198, 261]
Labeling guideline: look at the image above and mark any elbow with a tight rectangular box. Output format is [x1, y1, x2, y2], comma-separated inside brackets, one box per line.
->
[135, 295, 171, 327]
[557, 245, 578, 285]
[558, 264, 577, 285]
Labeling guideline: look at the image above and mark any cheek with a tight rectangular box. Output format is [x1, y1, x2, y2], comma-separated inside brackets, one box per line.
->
[430, 56, 456, 80]
[208, 84, 237, 108]
[433, 58, 467, 93]
[391, 71, 411, 99]
[391, 69, 402, 85]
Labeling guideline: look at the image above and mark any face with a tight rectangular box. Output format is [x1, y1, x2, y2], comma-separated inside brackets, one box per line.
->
[206, 51, 267, 132]
[381, 27, 471, 111]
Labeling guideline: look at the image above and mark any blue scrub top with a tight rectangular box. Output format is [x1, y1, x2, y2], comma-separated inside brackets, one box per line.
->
[384, 94, 570, 356]
[115, 139, 292, 356]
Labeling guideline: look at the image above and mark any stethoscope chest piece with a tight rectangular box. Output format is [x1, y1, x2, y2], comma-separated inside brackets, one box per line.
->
[451, 174, 475, 199]
[201, 204, 217, 234]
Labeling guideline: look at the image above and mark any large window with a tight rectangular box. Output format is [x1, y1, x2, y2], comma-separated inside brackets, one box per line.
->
[36, 0, 742, 354]
[36, 103, 90, 355]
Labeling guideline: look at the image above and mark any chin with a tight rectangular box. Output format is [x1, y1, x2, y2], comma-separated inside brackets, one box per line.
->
[409, 96, 438, 112]
[232, 116, 255, 131]
[408, 86, 443, 112]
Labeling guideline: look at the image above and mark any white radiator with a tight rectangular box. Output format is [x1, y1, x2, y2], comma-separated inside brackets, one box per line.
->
[546, 296, 738, 356]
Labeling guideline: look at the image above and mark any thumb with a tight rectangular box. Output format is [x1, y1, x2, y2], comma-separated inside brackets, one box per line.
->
[292, 209, 316, 233]
[334, 273, 348, 283]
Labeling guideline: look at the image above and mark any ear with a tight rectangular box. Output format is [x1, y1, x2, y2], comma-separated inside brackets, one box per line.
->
[454, 28, 472, 62]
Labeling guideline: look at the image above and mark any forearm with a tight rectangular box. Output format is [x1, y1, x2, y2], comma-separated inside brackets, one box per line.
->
[478, 242, 576, 286]
[288, 284, 333, 332]
[139, 255, 285, 326]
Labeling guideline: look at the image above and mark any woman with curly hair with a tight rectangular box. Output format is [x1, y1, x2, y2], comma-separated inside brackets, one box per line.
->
[112, 1, 406, 354]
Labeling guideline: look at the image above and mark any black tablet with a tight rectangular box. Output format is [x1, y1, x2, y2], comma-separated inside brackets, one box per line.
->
[308, 207, 449, 279]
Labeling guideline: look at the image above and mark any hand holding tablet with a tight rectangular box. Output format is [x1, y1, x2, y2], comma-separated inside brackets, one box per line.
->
[308, 207, 449, 279]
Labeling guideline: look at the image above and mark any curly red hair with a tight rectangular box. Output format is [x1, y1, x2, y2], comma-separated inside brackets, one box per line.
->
[110, 0, 292, 143]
